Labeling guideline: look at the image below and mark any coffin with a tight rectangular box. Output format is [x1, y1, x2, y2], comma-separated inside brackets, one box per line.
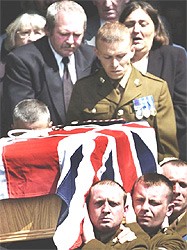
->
[0, 195, 62, 243]
[0, 121, 158, 245]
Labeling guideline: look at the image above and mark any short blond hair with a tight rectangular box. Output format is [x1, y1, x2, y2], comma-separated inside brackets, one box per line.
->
[96, 21, 132, 48]
[87, 179, 127, 205]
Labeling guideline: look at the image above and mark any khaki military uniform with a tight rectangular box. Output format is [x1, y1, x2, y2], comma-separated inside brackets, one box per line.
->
[81, 222, 186, 250]
[81, 222, 149, 249]
[170, 211, 187, 244]
[66, 66, 179, 162]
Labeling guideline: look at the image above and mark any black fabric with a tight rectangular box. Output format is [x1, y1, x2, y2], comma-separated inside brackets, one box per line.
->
[62, 57, 73, 112]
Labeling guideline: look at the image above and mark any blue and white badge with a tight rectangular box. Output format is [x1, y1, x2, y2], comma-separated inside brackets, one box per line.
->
[133, 95, 157, 120]
[133, 98, 143, 119]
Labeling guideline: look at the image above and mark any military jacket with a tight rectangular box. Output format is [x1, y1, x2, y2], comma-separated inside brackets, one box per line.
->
[66, 66, 179, 161]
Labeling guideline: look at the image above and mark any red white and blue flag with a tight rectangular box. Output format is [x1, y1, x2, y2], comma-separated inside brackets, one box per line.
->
[0, 121, 159, 249]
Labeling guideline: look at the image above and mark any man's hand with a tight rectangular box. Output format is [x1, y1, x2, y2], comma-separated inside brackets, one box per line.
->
[161, 216, 169, 229]
[82, 203, 95, 243]
[113, 224, 137, 244]
[125, 193, 137, 223]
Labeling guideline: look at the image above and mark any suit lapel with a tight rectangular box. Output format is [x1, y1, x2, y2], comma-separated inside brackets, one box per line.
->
[75, 50, 85, 79]
[35, 37, 65, 120]
[86, 15, 101, 40]
[148, 49, 163, 76]
[43, 65, 66, 122]
[35, 36, 59, 70]
[74, 44, 95, 79]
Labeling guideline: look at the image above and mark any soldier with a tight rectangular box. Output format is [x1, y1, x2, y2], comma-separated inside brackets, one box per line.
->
[66, 21, 178, 163]
[81, 180, 149, 249]
[161, 158, 187, 242]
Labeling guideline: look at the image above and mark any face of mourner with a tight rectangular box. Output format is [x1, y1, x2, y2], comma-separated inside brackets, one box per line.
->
[93, 0, 128, 21]
[88, 184, 125, 234]
[132, 182, 173, 233]
[123, 8, 156, 54]
[47, 11, 85, 57]
[163, 164, 187, 214]
[15, 25, 45, 47]
[95, 38, 135, 80]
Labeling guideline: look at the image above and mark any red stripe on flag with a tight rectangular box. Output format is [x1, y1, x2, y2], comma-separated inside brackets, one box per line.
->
[90, 135, 109, 183]
[98, 129, 138, 192]
[2, 136, 64, 198]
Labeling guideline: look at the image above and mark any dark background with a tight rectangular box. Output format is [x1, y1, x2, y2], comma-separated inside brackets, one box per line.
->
[1, 0, 186, 48]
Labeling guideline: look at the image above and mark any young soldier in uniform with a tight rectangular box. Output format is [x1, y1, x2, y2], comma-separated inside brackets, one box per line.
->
[161, 159, 187, 243]
[81, 180, 149, 249]
[66, 21, 178, 162]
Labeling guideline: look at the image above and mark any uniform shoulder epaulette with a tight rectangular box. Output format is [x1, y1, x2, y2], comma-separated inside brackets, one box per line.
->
[145, 72, 166, 83]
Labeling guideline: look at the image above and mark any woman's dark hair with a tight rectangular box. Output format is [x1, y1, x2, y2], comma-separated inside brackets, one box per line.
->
[119, 0, 170, 49]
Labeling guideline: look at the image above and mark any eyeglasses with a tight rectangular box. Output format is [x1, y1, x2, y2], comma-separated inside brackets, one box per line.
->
[16, 30, 44, 39]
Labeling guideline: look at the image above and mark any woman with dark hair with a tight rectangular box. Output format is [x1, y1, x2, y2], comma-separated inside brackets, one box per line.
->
[119, 0, 187, 161]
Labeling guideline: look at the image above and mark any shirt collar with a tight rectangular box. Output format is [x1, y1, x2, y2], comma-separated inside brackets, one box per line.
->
[48, 38, 63, 66]
[48, 38, 75, 71]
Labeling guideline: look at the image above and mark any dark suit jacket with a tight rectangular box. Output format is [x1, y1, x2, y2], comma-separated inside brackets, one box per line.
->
[2, 36, 96, 135]
[84, 14, 101, 45]
[0, 34, 7, 137]
[148, 45, 187, 161]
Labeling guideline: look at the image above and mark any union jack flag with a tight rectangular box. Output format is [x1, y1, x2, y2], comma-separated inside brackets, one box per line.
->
[0, 121, 159, 249]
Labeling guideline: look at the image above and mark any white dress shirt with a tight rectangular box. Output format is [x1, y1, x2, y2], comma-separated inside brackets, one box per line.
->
[48, 38, 77, 84]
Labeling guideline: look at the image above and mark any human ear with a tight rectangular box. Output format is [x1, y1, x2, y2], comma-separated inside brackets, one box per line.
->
[161, 216, 169, 228]
[129, 45, 135, 59]
[166, 202, 174, 217]
[48, 121, 53, 128]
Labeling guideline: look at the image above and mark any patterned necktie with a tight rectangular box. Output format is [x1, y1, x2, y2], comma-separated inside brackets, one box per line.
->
[112, 80, 124, 96]
[62, 57, 73, 112]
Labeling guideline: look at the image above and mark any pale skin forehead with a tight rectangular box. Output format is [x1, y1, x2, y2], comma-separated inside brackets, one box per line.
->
[96, 38, 132, 55]
[90, 184, 125, 202]
[13, 120, 51, 130]
[162, 163, 187, 181]
[54, 11, 85, 33]
[124, 8, 154, 24]
[19, 24, 44, 30]
[133, 182, 170, 201]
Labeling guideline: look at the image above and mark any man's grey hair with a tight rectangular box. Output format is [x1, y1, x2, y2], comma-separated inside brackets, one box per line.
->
[45, 0, 87, 32]
[13, 99, 51, 124]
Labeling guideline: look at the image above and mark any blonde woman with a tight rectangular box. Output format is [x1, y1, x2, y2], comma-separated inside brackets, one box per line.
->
[0, 12, 46, 76]
[4, 12, 46, 52]
[0, 12, 46, 137]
